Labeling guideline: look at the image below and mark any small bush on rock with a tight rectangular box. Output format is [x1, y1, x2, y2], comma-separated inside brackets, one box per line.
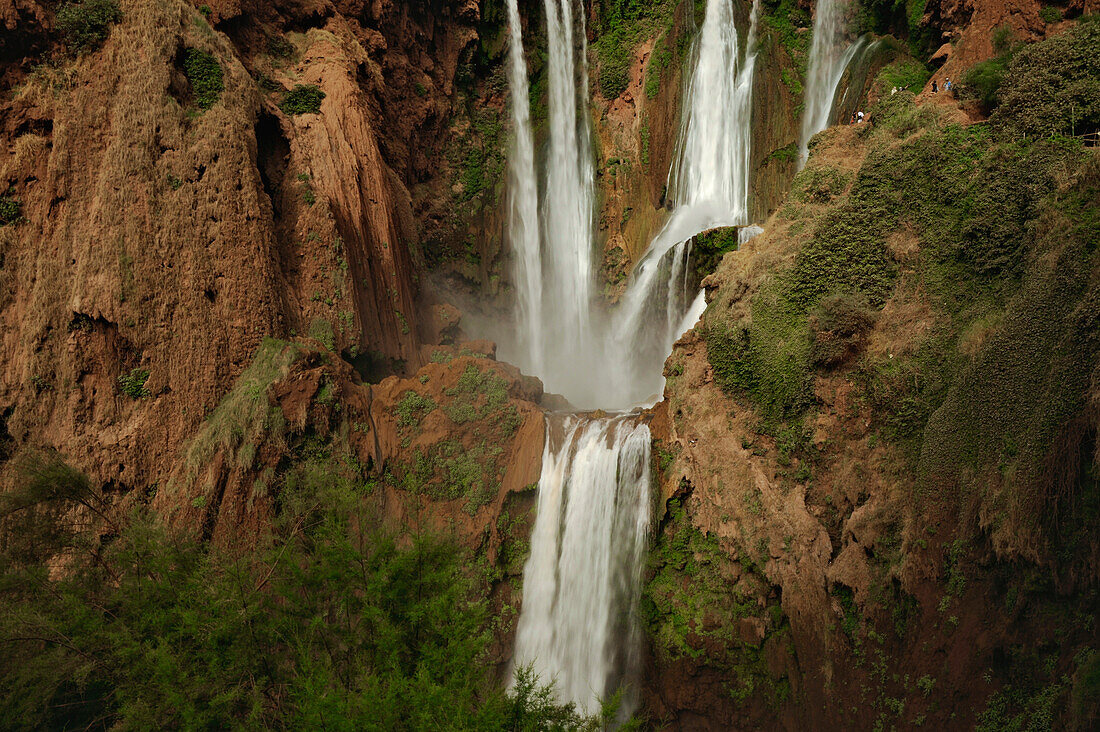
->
[0, 195, 20, 226]
[280, 84, 325, 115]
[117, 368, 149, 399]
[183, 49, 224, 110]
[57, 0, 122, 54]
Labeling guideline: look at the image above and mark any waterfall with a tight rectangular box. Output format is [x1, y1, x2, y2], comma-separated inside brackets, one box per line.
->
[512, 415, 652, 715]
[504, 0, 763, 714]
[668, 0, 759, 221]
[537, 0, 598, 397]
[505, 0, 544, 376]
[798, 0, 863, 167]
[609, 0, 760, 401]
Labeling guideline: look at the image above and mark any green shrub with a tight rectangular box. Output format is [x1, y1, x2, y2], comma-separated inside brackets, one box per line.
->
[280, 84, 325, 115]
[0, 196, 20, 226]
[1039, 5, 1062, 23]
[56, 0, 122, 54]
[808, 292, 877, 368]
[963, 56, 1009, 111]
[308, 317, 335, 351]
[183, 48, 224, 110]
[117, 368, 149, 399]
[395, 390, 437, 428]
[267, 35, 295, 59]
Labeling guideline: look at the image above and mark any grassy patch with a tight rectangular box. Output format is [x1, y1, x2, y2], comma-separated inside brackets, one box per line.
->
[175, 339, 303, 487]
[875, 59, 930, 94]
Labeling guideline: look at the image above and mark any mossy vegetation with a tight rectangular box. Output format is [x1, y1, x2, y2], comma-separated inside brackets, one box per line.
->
[641, 499, 792, 708]
[452, 108, 504, 204]
[56, 0, 122, 54]
[183, 48, 224, 110]
[691, 226, 739, 279]
[644, 31, 675, 100]
[593, 0, 680, 100]
[759, 0, 811, 98]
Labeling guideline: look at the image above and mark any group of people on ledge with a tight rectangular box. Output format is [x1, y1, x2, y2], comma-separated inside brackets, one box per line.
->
[845, 74, 956, 127]
[887, 77, 953, 96]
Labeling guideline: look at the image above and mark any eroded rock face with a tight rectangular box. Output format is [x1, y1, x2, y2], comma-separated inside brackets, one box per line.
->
[0, 0, 488, 503]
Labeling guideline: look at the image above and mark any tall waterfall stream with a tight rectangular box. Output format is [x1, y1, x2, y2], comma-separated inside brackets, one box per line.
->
[499, 0, 817, 715]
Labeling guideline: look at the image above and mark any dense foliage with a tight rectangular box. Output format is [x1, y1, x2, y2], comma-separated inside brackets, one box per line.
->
[593, 0, 678, 100]
[56, 0, 122, 54]
[0, 456, 602, 730]
[991, 15, 1100, 137]
[183, 48, 225, 111]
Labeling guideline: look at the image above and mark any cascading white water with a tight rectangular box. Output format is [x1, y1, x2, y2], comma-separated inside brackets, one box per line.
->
[610, 0, 760, 401]
[537, 0, 598, 392]
[506, 0, 762, 716]
[668, 0, 759, 221]
[512, 415, 652, 715]
[505, 0, 544, 376]
[797, 0, 863, 167]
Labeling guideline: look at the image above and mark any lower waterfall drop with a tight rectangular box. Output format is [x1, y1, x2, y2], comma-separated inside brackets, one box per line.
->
[512, 415, 652, 714]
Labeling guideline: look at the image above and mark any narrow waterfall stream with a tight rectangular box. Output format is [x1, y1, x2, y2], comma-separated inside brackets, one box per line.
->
[611, 0, 760, 399]
[798, 0, 863, 166]
[512, 416, 652, 714]
[504, 0, 761, 715]
[505, 0, 544, 378]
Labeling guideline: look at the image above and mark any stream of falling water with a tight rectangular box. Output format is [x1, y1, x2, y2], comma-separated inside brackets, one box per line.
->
[797, 0, 864, 167]
[512, 416, 652, 715]
[505, 0, 544, 378]
[504, 0, 760, 716]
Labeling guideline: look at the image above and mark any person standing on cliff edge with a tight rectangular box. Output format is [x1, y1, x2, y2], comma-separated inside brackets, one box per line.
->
[932, 79, 938, 93]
